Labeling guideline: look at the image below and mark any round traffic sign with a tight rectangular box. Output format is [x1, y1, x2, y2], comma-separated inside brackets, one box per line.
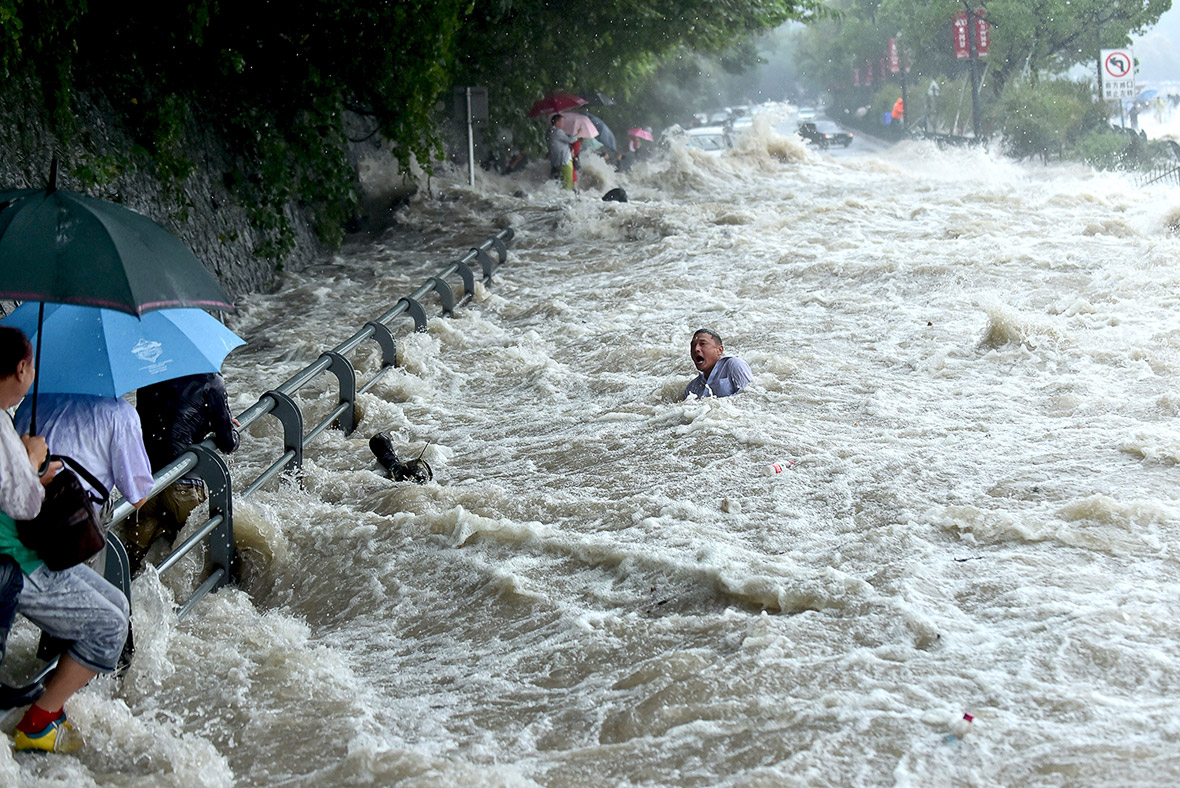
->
[1104, 51, 1132, 79]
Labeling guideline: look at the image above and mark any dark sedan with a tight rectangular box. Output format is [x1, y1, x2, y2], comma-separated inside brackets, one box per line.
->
[797, 121, 854, 149]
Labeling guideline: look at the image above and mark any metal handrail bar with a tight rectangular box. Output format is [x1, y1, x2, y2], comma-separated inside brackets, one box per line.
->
[176, 569, 226, 620]
[155, 513, 225, 575]
[239, 450, 298, 499]
[94, 227, 513, 620]
[304, 401, 351, 445]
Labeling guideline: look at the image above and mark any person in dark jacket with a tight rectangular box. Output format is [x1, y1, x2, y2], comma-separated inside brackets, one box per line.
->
[0, 553, 45, 710]
[126, 373, 239, 575]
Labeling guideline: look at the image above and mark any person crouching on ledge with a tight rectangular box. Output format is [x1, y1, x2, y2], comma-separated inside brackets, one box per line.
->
[0, 326, 129, 753]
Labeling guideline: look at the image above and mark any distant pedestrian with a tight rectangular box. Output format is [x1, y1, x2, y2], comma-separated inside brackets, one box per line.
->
[548, 114, 576, 190]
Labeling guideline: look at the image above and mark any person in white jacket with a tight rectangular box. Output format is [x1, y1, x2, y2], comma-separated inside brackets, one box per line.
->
[0, 325, 128, 754]
[0, 325, 56, 711]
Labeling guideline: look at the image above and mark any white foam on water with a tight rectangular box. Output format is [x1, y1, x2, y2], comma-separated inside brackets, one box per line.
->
[9, 128, 1180, 786]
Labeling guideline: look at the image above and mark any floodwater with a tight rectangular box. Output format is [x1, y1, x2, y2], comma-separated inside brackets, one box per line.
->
[4, 109, 1180, 787]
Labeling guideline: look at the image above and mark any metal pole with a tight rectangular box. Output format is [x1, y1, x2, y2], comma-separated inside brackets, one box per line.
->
[901, 69, 908, 132]
[466, 87, 476, 187]
[968, 6, 981, 138]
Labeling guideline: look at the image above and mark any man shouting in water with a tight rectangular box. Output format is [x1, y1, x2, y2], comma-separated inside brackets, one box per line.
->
[682, 329, 753, 400]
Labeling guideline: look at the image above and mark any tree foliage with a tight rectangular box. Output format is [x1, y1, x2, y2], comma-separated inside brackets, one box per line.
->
[879, 0, 1170, 95]
[0, 0, 822, 259]
[794, 0, 1168, 99]
[789, 0, 1169, 162]
[993, 77, 1108, 159]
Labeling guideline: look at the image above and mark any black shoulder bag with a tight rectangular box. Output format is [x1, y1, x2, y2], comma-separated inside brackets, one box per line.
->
[15, 454, 109, 571]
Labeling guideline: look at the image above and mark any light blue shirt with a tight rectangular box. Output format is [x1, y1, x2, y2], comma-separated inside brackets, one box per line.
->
[15, 394, 154, 505]
[683, 356, 753, 400]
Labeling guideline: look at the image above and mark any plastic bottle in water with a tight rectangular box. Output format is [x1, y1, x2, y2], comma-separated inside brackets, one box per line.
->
[944, 713, 974, 743]
[762, 461, 795, 476]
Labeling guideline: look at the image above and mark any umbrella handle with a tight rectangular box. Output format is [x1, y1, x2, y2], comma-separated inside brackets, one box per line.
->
[29, 302, 43, 436]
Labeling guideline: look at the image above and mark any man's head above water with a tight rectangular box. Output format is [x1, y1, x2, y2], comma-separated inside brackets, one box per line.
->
[690, 329, 725, 377]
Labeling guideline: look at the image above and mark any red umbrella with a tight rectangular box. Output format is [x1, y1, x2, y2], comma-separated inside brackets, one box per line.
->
[528, 93, 588, 118]
[627, 128, 654, 142]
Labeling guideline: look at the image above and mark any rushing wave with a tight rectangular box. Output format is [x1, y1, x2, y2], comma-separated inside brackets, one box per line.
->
[5, 111, 1180, 787]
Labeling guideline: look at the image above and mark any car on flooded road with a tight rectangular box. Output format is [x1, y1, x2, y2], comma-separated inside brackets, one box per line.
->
[685, 125, 733, 156]
[797, 120, 854, 149]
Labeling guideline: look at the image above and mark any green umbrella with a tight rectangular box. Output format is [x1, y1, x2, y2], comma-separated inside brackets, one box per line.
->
[0, 161, 234, 316]
[0, 160, 235, 433]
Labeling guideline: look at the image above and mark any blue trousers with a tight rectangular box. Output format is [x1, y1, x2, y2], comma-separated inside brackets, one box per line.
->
[0, 554, 20, 664]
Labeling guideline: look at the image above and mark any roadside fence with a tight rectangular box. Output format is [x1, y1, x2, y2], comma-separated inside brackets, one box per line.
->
[1138, 140, 1180, 187]
[97, 227, 515, 619]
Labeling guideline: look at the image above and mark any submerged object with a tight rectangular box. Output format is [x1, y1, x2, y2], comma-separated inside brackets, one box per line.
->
[369, 433, 433, 484]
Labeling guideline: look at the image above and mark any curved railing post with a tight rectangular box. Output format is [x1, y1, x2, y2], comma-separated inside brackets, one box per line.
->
[265, 389, 304, 483]
[426, 276, 456, 316]
[397, 296, 429, 332]
[490, 235, 508, 265]
[471, 247, 495, 284]
[320, 351, 357, 435]
[364, 320, 398, 368]
[103, 534, 133, 603]
[453, 260, 475, 301]
[191, 444, 234, 591]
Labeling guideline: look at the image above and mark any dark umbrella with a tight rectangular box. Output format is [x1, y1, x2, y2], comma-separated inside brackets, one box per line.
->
[0, 163, 234, 315]
[527, 93, 587, 118]
[575, 90, 616, 107]
[582, 113, 617, 152]
[0, 160, 235, 433]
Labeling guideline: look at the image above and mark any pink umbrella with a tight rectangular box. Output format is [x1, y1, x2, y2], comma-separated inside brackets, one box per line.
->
[559, 113, 599, 139]
[528, 93, 588, 117]
[628, 128, 654, 142]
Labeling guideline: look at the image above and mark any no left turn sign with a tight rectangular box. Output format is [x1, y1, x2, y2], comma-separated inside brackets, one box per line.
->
[1104, 50, 1132, 79]
[1100, 48, 1136, 100]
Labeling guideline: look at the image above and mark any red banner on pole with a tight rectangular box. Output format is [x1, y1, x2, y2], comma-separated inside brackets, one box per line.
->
[952, 11, 969, 59]
[975, 10, 990, 56]
[852, 67, 861, 87]
[889, 38, 900, 73]
[953, 9, 989, 58]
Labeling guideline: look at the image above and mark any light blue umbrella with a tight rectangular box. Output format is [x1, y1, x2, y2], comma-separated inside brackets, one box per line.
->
[2, 303, 244, 398]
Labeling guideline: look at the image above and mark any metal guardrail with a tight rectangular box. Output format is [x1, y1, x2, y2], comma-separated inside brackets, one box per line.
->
[99, 227, 514, 618]
[1139, 165, 1180, 187]
[905, 130, 988, 149]
[1138, 142, 1180, 187]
